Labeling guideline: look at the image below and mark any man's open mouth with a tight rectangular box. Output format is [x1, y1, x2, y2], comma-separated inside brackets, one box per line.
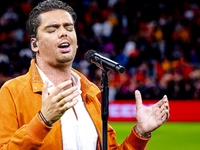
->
[58, 43, 70, 48]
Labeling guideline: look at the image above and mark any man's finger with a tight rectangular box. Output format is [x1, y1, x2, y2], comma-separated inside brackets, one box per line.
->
[56, 86, 78, 102]
[50, 80, 72, 96]
[156, 95, 167, 108]
[42, 80, 49, 100]
[58, 90, 80, 106]
[135, 90, 143, 108]
[62, 99, 79, 111]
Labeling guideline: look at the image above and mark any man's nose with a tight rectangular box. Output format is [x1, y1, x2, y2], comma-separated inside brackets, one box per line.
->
[59, 26, 67, 38]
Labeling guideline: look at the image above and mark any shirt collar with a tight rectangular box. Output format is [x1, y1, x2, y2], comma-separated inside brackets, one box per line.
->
[35, 63, 81, 93]
[35, 64, 54, 92]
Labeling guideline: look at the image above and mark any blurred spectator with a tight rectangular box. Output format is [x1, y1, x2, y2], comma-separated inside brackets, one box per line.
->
[1, 6, 19, 28]
[0, 52, 10, 75]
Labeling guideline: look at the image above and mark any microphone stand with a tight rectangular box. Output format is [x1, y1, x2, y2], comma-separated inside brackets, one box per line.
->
[101, 67, 109, 150]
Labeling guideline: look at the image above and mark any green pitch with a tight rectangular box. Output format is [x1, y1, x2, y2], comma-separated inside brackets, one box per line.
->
[109, 122, 200, 150]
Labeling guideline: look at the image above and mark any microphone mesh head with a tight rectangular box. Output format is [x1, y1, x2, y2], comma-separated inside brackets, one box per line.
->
[85, 50, 96, 63]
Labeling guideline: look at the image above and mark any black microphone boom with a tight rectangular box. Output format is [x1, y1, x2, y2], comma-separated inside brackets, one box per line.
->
[85, 50, 125, 73]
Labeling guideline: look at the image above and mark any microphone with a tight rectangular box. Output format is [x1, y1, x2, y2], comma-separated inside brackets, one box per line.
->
[85, 50, 125, 73]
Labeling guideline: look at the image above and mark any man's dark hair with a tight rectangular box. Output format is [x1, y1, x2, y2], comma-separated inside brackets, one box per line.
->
[26, 0, 77, 59]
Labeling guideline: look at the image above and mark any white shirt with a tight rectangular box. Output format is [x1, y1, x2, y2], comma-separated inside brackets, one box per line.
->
[36, 65, 98, 150]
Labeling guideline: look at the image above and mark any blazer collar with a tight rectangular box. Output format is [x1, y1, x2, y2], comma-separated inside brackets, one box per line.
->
[29, 59, 101, 100]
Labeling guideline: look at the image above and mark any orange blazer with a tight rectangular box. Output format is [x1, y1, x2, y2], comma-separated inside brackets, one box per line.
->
[0, 59, 150, 150]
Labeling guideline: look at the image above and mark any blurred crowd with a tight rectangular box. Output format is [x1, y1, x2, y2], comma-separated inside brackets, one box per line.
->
[1, 0, 200, 100]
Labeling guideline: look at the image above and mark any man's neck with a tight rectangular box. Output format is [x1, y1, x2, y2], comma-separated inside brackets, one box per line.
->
[36, 60, 72, 87]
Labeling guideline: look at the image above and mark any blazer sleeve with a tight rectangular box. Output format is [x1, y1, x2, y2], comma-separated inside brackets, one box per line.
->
[107, 123, 150, 150]
[0, 85, 52, 150]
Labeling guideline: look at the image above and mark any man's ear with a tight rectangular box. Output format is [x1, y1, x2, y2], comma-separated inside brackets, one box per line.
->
[31, 38, 39, 52]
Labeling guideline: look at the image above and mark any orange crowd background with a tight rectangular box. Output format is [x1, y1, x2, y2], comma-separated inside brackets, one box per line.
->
[0, 0, 200, 100]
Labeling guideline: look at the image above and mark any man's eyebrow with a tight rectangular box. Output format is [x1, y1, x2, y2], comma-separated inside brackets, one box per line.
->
[44, 24, 59, 29]
[64, 23, 74, 26]
[44, 23, 74, 29]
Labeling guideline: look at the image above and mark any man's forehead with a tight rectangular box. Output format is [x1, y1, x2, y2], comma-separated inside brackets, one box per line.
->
[39, 9, 74, 26]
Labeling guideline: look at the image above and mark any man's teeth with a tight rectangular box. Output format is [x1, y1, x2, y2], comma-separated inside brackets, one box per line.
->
[59, 43, 69, 48]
